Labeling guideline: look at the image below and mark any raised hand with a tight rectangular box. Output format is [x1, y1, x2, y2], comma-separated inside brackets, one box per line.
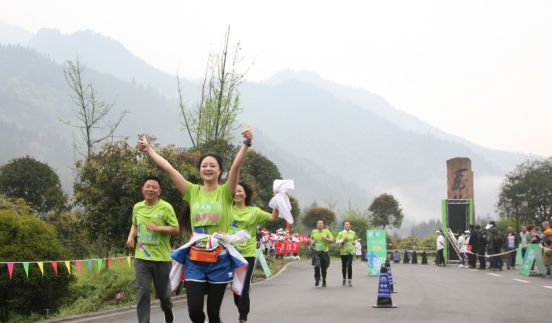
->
[137, 135, 151, 152]
[241, 124, 253, 143]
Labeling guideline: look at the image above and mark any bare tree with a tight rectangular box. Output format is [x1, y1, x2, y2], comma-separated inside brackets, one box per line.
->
[177, 25, 253, 147]
[60, 55, 128, 158]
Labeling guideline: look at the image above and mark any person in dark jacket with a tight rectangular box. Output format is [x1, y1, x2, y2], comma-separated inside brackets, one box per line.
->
[503, 226, 519, 270]
[469, 224, 478, 268]
[476, 225, 487, 269]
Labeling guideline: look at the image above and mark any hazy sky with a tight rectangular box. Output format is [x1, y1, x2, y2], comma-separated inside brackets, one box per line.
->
[2, 0, 551, 156]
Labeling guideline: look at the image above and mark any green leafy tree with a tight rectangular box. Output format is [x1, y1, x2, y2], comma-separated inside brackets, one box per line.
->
[178, 26, 252, 147]
[0, 210, 76, 321]
[418, 233, 439, 248]
[302, 207, 336, 231]
[0, 156, 67, 216]
[497, 157, 552, 230]
[60, 55, 128, 158]
[46, 212, 95, 259]
[0, 195, 33, 216]
[368, 193, 404, 230]
[338, 199, 371, 243]
[73, 136, 201, 257]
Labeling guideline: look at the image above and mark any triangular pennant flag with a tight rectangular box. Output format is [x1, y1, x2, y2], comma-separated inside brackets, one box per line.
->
[51, 262, 58, 276]
[127, 257, 131, 267]
[23, 262, 29, 278]
[97, 259, 103, 272]
[108, 258, 112, 269]
[64, 261, 71, 274]
[119, 257, 123, 268]
[7, 263, 14, 280]
[76, 260, 82, 274]
[38, 262, 44, 276]
[87, 260, 92, 273]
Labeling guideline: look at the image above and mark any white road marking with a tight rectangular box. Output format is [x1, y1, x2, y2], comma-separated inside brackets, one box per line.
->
[487, 273, 501, 277]
[513, 279, 530, 283]
[544, 286, 552, 290]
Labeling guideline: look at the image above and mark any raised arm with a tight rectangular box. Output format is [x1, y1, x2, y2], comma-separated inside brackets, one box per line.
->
[227, 125, 253, 195]
[268, 209, 280, 222]
[138, 135, 187, 196]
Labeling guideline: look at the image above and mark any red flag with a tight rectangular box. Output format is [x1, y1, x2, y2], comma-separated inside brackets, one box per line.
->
[7, 263, 14, 280]
[286, 222, 290, 232]
[51, 262, 58, 276]
[119, 257, 123, 268]
[108, 258, 112, 269]
[76, 260, 82, 274]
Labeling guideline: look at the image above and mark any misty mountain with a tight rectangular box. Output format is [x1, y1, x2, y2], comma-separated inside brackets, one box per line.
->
[0, 21, 33, 46]
[265, 70, 529, 173]
[26, 28, 194, 100]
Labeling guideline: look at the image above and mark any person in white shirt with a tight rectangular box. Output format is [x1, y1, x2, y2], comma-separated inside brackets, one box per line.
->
[457, 229, 468, 267]
[355, 239, 362, 260]
[436, 230, 446, 266]
[291, 233, 300, 259]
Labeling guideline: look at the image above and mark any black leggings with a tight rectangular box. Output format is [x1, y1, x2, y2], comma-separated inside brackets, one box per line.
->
[341, 254, 353, 279]
[233, 257, 256, 321]
[437, 249, 445, 265]
[186, 281, 227, 323]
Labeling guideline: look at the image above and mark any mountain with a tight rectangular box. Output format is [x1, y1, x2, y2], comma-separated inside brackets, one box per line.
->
[0, 21, 33, 46]
[26, 28, 194, 100]
[265, 70, 529, 172]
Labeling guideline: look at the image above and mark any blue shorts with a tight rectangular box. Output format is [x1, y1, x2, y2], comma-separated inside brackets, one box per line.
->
[185, 249, 234, 283]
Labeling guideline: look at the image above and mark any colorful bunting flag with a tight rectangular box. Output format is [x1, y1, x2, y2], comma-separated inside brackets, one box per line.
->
[119, 257, 123, 268]
[38, 262, 44, 276]
[7, 263, 14, 280]
[76, 260, 81, 274]
[64, 261, 71, 274]
[23, 262, 29, 278]
[107, 258, 112, 269]
[98, 259, 103, 272]
[127, 257, 131, 267]
[51, 262, 58, 276]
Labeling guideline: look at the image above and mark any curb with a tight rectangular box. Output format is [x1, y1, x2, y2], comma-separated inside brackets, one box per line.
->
[39, 261, 297, 322]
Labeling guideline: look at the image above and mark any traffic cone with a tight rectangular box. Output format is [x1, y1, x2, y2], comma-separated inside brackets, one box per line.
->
[372, 265, 397, 308]
[403, 251, 410, 264]
[384, 260, 397, 293]
[421, 251, 428, 265]
[411, 251, 418, 264]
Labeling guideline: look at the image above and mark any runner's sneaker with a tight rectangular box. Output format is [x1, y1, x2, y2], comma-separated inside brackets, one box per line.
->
[322, 282, 327, 287]
[348, 280, 352, 287]
[165, 309, 174, 323]
[342, 279, 346, 286]
[315, 280, 319, 287]
[459, 265, 464, 267]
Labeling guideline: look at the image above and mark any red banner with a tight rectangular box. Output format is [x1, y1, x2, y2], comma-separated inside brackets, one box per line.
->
[298, 235, 310, 244]
[275, 242, 301, 254]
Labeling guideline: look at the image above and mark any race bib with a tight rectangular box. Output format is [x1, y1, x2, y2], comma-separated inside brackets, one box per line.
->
[191, 201, 222, 227]
[138, 223, 161, 245]
[343, 241, 354, 250]
[315, 242, 326, 251]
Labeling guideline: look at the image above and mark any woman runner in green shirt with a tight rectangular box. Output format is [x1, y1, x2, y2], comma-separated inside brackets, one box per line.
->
[137, 125, 253, 323]
[231, 182, 279, 323]
[335, 221, 358, 286]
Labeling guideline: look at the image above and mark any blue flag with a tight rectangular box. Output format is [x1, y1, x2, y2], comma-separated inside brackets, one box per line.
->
[338, 221, 343, 232]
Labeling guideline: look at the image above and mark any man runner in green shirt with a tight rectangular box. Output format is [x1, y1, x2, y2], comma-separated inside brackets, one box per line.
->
[310, 220, 335, 287]
[126, 177, 179, 323]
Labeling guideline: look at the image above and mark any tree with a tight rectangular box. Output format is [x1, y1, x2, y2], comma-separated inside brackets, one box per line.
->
[0, 210, 76, 321]
[0, 195, 33, 217]
[368, 193, 404, 230]
[178, 26, 252, 147]
[0, 156, 67, 216]
[60, 55, 128, 158]
[46, 212, 95, 259]
[338, 199, 371, 243]
[73, 136, 201, 257]
[497, 157, 552, 231]
[302, 207, 336, 230]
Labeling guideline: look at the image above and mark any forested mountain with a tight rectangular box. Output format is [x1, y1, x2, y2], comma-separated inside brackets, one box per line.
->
[0, 26, 525, 223]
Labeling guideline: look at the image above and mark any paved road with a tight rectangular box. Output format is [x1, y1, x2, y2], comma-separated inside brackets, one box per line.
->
[47, 260, 550, 323]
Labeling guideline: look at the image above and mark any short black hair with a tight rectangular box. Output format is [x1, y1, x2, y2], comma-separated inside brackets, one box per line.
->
[143, 176, 162, 189]
[469, 224, 475, 229]
[343, 220, 351, 226]
[318, 219, 325, 225]
[475, 225, 481, 229]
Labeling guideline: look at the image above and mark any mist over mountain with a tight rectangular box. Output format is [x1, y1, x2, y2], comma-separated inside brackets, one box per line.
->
[0, 24, 524, 226]
[0, 21, 33, 46]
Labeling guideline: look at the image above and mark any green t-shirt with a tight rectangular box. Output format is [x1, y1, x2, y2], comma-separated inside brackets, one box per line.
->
[335, 230, 358, 256]
[132, 199, 178, 262]
[310, 229, 334, 251]
[230, 205, 271, 257]
[183, 182, 234, 239]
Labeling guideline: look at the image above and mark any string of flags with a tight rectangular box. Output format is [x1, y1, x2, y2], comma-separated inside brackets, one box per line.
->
[387, 243, 436, 250]
[0, 256, 135, 280]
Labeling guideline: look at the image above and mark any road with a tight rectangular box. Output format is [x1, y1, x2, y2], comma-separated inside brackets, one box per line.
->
[44, 260, 551, 323]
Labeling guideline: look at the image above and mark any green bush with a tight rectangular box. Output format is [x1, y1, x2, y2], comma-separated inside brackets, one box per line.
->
[0, 210, 76, 322]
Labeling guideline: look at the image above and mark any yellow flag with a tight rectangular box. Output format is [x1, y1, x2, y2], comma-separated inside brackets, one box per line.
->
[64, 261, 71, 274]
[37, 262, 44, 276]
[127, 257, 131, 267]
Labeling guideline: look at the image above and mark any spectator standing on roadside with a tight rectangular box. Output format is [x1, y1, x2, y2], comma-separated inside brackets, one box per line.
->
[540, 221, 552, 242]
[436, 230, 446, 266]
[542, 239, 552, 278]
[457, 229, 467, 267]
[476, 225, 487, 269]
[503, 226, 519, 270]
[468, 224, 478, 268]
[519, 225, 529, 258]
[487, 221, 504, 271]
